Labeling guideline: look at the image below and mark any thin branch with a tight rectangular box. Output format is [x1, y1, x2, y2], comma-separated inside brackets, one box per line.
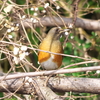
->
[0, 40, 90, 60]
[62, 60, 100, 69]
[72, 0, 80, 25]
[0, 65, 100, 81]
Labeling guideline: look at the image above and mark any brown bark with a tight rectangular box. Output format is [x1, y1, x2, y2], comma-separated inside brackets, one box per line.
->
[22, 16, 100, 31]
[49, 77, 100, 94]
[0, 76, 100, 95]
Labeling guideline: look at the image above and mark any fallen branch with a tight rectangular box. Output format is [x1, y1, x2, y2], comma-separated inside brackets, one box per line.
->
[49, 77, 100, 94]
[0, 76, 100, 95]
[0, 77, 64, 100]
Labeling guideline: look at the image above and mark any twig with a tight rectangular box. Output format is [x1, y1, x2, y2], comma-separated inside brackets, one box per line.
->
[72, 0, 80, 25]
[62, 60, 100, 69]
[0, 40, 90, 60]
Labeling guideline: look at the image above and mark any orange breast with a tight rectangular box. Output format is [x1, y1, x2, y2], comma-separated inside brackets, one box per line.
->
[52, 54, 63, 68]
[50, 40, 63, 68]
[38, 36, 63, 70]
[38, 51, 50, 63]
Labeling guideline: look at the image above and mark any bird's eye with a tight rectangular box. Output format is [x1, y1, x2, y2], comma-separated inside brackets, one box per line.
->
[55, 28, 60, 33]
[56, 28, 59, 32]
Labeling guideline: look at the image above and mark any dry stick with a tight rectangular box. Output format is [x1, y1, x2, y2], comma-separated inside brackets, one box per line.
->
[0, 94, 12, 100]
[24, 20, 42, 42]
[22, 17, 100, 31]
[26, 0, 30, 18]
[42, 1, 67, 28]
[0, 40, 90, 60]
[0, 58, 7, 61]
[0, 84, 23, 100]
[59, 1, 73, 17]
[49, 77, 100, 95]
[62, 60, 100, 69]
[18, 14, 38, 70]
[0, 49, 18, 81]
[62, 94, 97, 99]
[8, 78, 30, 99]
[0, 46, 37, 70]
[0, 0, 7, 13]
[18, 14, 34, 51]
[48, 6, 67, 28]
[0, 66, 100, 81]
[0, 77, 100, 95]
[36, 78, 63, 100]
[72, 0, 81, 25]
[31, 78, 46, 100]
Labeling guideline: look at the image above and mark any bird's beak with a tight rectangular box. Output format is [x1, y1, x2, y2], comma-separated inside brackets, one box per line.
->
[57, 27, 64, 37]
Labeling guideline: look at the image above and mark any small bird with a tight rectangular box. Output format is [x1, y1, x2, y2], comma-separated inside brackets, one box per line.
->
[38, 27, 63, 70]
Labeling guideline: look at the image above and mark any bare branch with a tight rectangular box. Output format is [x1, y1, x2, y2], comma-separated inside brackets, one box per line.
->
[0, 76, 100, 95]
[0, 66, 100, 81]
[72, 0, 81, 25]
[22, 16, 100, 31]
[0, 77, 63, 100]
[49, 77, 100, 94]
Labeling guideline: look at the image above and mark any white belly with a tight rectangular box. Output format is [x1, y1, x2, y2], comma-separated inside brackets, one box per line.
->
[40, 57, 58, 70]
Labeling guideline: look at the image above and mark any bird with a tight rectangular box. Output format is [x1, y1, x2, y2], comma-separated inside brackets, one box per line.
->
[38, 27, 63, 70]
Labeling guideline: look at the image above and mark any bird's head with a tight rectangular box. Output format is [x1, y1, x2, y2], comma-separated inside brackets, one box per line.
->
[47, 27, 62, 40]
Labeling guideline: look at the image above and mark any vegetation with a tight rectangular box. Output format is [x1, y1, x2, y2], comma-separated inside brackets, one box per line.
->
[0, 0, 100, 99]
